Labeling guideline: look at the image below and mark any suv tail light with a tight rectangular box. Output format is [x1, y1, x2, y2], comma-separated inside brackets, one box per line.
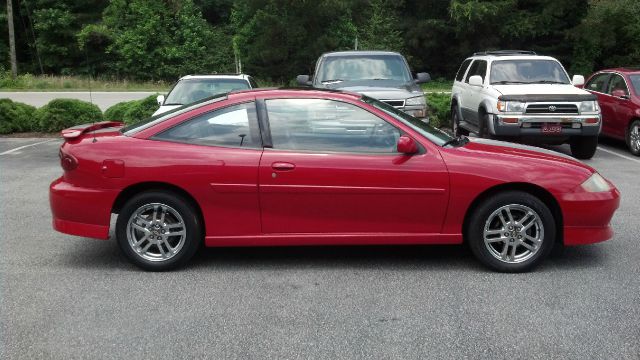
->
[59, 150, 78, 171]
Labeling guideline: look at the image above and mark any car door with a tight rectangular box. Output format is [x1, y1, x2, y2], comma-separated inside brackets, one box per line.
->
[462, 59, 488, 125]
[605, 73, 633, 139]
[585, 72, 614, 135]
[257, 97, 449, 238]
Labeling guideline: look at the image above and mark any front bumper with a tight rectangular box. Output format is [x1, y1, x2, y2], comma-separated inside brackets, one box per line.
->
[50, 177, 119, 240]
[492, 114, 601, 137]
[559, 187, 620, 246]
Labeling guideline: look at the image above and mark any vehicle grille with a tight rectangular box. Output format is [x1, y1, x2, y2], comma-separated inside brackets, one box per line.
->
[381, 99, 405, 108]
[525, 104, 578, 114]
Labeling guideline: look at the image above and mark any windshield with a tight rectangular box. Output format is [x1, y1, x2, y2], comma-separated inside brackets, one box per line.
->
[317, 55, 412, 84]
[490, 60, 570, 84]
[164, 78, 250, 105]
[630, 75, 640, 95]
[361, 95, 453, 146]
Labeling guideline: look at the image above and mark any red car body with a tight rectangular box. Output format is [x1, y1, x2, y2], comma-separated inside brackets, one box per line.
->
[50, 89, 619, 261]
[583, 68, 640, 145]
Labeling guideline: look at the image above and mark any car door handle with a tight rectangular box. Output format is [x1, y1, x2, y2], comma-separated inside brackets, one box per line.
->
[271, 162, 296, 171]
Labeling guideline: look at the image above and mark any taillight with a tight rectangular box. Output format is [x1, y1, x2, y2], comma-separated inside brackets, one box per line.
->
[59, 150, 78, 171]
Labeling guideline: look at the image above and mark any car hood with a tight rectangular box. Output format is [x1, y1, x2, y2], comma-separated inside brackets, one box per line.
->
[492, 84, 590, 96]
[320, 80, 423, 100]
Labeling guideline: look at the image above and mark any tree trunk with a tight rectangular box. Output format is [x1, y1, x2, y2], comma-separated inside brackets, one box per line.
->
[7, 0, 18, 78]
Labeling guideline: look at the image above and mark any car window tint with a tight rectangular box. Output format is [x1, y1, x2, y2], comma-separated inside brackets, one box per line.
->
[154, 102, 261, 148]
[630, 75, 640, 95]
[455, 59, 472, 82]
[586, 73, 610, 92]
[266, 98, 400, 154]
[606, 74, 629, 95]
[465, 60, 487, 82]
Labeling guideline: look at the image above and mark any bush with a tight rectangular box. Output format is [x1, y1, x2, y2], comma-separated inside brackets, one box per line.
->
[36, 99, 103, 132]
[426, 93, 452, 129]
[121, 95, 159, 125]
[0, 99, 38, 134]
[104, 100, 136, 121]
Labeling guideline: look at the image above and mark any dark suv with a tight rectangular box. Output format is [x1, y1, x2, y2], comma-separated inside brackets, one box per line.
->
[297, 51, 431, 118]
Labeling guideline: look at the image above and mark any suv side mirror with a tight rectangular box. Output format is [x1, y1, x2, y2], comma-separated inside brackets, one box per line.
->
[296, 75, 311, 86]
[468, 75, 483, 87]
[612, 89, 629, 99]
[397, 135, 419, 154]
[572, 75, 585, 87]
[156, 95, 165, 106]
[415, 72, 431, 84]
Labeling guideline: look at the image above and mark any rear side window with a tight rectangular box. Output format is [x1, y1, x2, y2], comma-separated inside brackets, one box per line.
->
[465, 60, 487, 83]
[455, 59, 472, 82]
[585, 73, 610, 92]
[154, 102, 261, 149]
[265, 98, 400, 154]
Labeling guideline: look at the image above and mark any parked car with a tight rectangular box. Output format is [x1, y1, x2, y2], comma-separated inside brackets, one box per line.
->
[451, 50, 601, 159]
[51, 89, 619, 273]
[582, 67, 640, 156]
[297, 51, 431, 118]
[154, 74, 257, 116]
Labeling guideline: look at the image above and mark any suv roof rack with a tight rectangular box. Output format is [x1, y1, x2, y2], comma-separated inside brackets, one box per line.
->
[473, 50, 537, 56]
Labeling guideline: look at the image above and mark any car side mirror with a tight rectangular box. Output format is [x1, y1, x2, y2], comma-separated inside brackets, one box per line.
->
[572, 75, 585, 87]
[296, 75, 311, 86]
[156, 95, 165, 106]
[397, 135, 419, 154]
[415, 72, 431, 84]
[468, 75, 483, 87]
[612, 89, 629, 99]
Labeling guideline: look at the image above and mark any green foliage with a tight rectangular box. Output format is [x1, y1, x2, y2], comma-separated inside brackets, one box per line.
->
[121, 95, 160, 125]
[104, 100, 135, 122]
[426, 93, 451, 129]
[357, 0, 404, 53]
[35, 99, 103, 132]
[0, 99, 38, 134]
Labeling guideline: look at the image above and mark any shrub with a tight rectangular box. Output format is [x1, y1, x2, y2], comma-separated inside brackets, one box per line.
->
[104, 100, 136, 121]
[426, 93, 452, 129]
[122, 95, 159, 125]
[0, 99, 38, 134]
[36, 99, 103, 132]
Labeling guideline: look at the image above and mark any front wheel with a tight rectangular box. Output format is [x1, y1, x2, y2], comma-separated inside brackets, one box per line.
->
[452, 105, 468, 136]
[626, 120, 640, 156]
[116, 191, 202, 271]
[467, 191, 555, 272]
[570, 136, 598, 159]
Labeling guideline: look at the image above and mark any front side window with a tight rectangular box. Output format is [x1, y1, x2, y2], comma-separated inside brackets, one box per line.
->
[455, 59, 472, 82]
[266, 98, 400, 153]
[630, 75, 640, 95]
[490, 59, 570, 84]
[154, 102, 261, 148]
[606, 74, 629, 96]
[586, 73, 610, 92]
[465, 60, 487, 82]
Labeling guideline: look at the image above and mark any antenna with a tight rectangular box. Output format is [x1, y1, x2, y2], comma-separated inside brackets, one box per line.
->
[84, 46, 97, 143]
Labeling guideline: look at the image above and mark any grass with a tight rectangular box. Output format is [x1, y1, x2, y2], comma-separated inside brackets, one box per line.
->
[421, 78, 453, 93]
[0, 73, 170, 92]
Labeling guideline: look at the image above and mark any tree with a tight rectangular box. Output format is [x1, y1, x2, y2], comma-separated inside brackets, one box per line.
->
[357, 0, 405, 53]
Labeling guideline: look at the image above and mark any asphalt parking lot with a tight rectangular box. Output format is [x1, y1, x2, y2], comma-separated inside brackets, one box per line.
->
[1, 136, 638, 359]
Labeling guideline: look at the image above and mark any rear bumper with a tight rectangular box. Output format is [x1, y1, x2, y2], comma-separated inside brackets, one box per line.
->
[50, 177, 118, 240]
[560, 187, 620, 246]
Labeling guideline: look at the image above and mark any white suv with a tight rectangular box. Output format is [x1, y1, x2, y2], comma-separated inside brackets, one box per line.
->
[450, 50, 601, 159]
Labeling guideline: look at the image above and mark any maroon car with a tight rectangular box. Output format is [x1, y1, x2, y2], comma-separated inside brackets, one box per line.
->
[584, 67, 640, 155]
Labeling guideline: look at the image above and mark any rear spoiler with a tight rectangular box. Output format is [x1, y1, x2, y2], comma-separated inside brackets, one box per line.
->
[61, 121, 125, 139]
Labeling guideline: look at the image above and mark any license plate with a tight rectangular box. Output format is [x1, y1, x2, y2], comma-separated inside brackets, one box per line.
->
[541, 123, 562, 134]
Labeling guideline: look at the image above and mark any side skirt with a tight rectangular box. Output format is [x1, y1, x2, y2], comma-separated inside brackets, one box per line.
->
[204, 233, 462, 247]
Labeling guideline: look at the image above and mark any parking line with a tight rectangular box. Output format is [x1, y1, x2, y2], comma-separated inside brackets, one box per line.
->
[597, 145, 640, 164]
[0, 139, 56, 155]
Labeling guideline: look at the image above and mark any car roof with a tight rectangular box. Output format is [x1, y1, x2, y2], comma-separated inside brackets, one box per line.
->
[227, 87, 363, 101]
[468, 54, 559, 62]
[321, 50, 402, 57]
[178, 74, 250, 81]
[597, 67, 640, 75]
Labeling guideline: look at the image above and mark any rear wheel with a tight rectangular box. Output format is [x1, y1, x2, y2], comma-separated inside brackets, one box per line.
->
[116, 191, 202, 271]
[570, 136, 598, 159]
[626, 120, 640, 156]
[452, 105, 468, 136]
[467, 191, 555, 272]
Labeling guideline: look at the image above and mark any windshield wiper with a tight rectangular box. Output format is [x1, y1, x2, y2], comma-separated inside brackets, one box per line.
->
[532, 80, 567, 84]
[321, 79, 344, 84]
[491, 81, 530, 85]
[442, 135, 469, 147]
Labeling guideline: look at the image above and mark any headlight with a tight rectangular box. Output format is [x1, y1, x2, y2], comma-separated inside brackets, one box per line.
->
[497, 100, 525, 113]
[405, 96, 426, 106]
[579, 100, 599, 113]
[581, 172, 611, 192]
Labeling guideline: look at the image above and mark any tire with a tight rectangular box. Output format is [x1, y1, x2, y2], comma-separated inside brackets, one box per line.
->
[478, 110, 492, 138]
[626, 120, 640, 156]
[569, 136, 598, 159]
[467, 191, 556, 273]
[116, 190, 202, 271]
[451, 105, 468, 136]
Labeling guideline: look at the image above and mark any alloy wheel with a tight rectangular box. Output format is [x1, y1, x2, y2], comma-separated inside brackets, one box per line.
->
[126, 203, 187, 262]
[483, 204, 544, 264]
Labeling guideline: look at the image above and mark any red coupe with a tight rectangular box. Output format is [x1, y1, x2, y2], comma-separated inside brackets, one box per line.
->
[50, 89, 620, 272]
[584, 67, 640, 155]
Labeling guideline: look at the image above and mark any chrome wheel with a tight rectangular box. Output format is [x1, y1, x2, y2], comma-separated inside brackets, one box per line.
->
[126, 203, 186, 262]
[630, 124, 640, 153]
[483, 204, 544, 264]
